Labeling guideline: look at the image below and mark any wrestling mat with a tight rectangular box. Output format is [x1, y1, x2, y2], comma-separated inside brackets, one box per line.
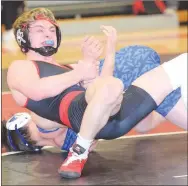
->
[2, 133, 187, 185]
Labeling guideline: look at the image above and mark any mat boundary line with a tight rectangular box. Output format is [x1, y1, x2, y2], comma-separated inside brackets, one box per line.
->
[2, 131, 187, 156]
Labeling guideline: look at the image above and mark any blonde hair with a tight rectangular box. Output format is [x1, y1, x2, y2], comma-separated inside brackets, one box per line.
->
[13, 7, 57, 31]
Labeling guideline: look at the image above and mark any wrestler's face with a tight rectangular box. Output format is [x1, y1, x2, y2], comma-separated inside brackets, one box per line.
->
[27, 121, 61, 147]
[28, 20, 57, 49]
[27, 120, 43, 143]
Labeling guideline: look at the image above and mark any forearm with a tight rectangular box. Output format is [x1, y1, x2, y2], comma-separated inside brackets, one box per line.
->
[24, 70, 82, 101]
[37, 70, 81, 99]
[100, 52, 115, 77]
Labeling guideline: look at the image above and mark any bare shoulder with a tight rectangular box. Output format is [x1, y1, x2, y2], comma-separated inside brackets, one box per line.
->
[8, 60, 36, 74]
[7, 60, 38, 86]
[8, 60, 32, 69]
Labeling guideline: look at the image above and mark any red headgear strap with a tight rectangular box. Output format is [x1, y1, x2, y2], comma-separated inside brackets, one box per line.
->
[34, 13, 58, 27]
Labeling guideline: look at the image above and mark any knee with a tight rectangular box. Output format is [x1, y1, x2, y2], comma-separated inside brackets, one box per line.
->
[98, 77, 124, 104]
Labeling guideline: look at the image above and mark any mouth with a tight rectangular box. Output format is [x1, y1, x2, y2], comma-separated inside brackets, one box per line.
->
[42, 40, 54, 47]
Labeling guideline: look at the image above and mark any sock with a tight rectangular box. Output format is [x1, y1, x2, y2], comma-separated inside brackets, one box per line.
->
[75, 133, 93, 153]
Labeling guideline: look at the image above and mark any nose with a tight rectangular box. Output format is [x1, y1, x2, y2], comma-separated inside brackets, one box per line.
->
[44, 30, 51, 39]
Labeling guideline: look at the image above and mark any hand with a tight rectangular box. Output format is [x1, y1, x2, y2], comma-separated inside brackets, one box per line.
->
[80, 79, 95, 89]
[100, 25, 117, 53]
[81, 36, 103, 62]
[75, 60, 98, 81]
[79, 60, 100, 88]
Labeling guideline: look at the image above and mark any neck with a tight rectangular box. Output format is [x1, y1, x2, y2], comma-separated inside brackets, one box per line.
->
[26, 50, 55, 63]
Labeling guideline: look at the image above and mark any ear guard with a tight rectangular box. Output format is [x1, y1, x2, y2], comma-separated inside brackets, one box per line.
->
[6, 112, 42, 152]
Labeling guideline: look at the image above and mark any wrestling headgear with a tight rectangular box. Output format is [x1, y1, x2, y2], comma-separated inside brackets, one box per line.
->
[6, 112, 42, 152]
[15, 14, 61, 56]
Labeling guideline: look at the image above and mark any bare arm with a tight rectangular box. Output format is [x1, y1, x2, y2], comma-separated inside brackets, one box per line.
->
[7, 60, 95, 101]
[100, 26, 117, 77]
[79, 26, 117, 89]
[100, 52, 115, 77]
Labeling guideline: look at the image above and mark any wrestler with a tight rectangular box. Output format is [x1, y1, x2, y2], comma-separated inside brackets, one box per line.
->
[3, 44, 186, 153]
[6, 8, 187, 178]
[5, 51, 185, 178]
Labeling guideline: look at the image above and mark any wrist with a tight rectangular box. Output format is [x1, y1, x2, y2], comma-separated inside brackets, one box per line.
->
[82, 58, 95, 63]
[106, 45, 116, 54]
[72, 69, 83, 82]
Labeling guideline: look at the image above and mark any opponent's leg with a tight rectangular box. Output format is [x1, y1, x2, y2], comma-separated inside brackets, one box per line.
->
[59, 76, 124, 178]
[95, 61, 186, 139]
[133, 111, 165, 133]
[114, 48, 186, 132]
[132, 66, 174, 105]
[160, 53, 187, 128]
[135, 89, 186, 133]
[134, 87, 183, 133]
[80, 77, 124, 140]
[162, 53, 187, 109]
[132, 54, 187, 119]
[165, 97, 187, 130]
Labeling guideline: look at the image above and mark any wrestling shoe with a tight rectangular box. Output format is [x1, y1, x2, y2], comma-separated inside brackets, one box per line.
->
[58, 143, 88, 179]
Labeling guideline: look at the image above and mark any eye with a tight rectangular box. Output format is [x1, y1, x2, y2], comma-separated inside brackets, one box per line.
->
[37, 29, 43, 33]
[51, 29, 56, 33]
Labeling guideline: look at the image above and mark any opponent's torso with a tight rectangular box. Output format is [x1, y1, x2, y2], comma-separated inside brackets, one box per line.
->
[24, 61, 85, 123]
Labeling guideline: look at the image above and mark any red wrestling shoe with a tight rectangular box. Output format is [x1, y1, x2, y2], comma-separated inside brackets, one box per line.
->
[58, 144, 88, 179]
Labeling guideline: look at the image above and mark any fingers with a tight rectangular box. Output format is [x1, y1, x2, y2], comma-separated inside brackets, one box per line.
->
[82, 35, 103, 57]
[83, 36, 99, 46]
[100, 25, 116, 32]
[100, 25, 117, 39]
[83, 35, 90, 43]
[102, 29, 109, 36]
[82, 36, 94, 49]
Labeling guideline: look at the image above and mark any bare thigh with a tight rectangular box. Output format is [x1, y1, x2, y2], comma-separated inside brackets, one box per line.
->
[132, 66, 174, 106]
[165, 98, 187, 130]
[134, 97, 187, 133]
[134, 111, 165, 133]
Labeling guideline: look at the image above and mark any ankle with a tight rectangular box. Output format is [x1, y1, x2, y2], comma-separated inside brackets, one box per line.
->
[75, 133, 93, 153]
